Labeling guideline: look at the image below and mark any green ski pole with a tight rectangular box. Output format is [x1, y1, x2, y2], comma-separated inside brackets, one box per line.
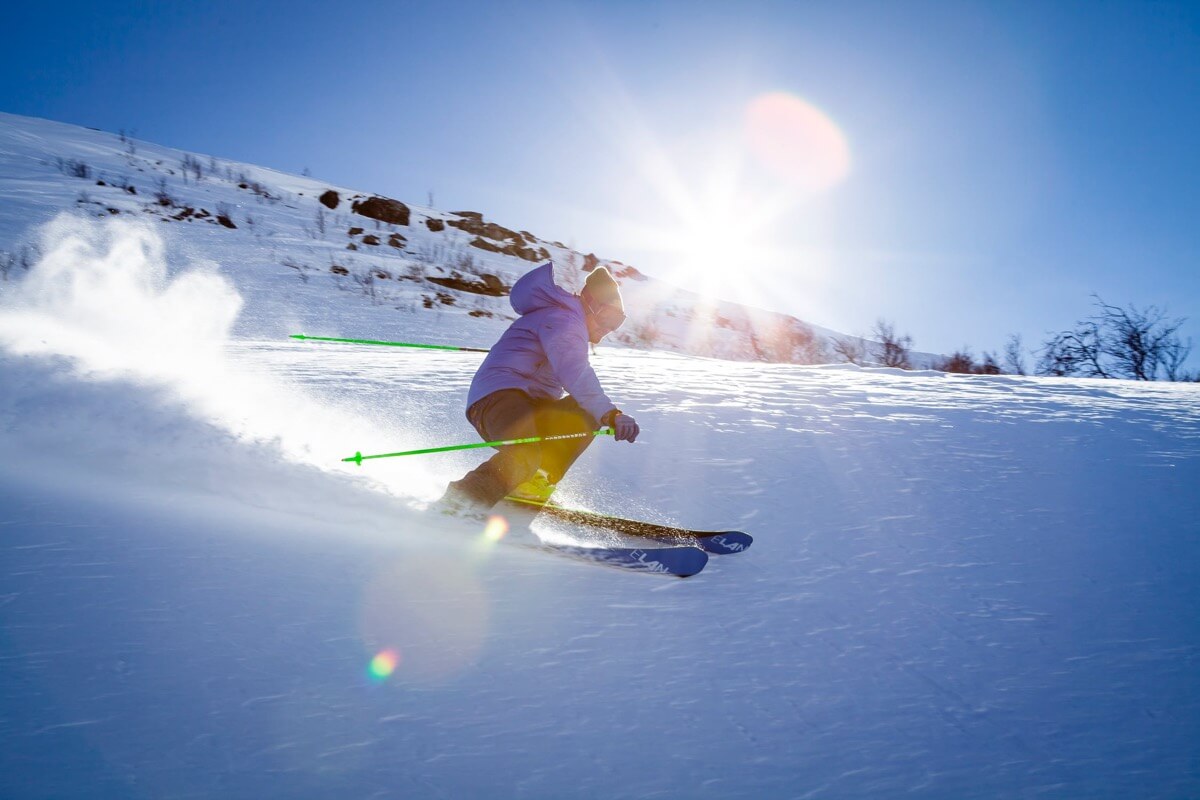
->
[343, 429, 614, 466]
[290, 333, 490, 353]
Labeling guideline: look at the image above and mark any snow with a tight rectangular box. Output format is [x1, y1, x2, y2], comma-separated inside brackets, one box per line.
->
[2, 115, 1200, 798]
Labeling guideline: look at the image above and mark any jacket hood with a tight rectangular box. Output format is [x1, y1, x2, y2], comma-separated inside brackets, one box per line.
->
[510, 262, 580, 317]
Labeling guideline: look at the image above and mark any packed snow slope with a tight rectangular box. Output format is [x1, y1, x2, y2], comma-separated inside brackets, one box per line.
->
[1, 214, 1198, 798]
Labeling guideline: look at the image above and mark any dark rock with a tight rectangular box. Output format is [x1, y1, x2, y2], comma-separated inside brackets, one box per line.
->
[427, 270, 510, 297]
[348, 227, 364, 236]
[351, 196, 410, 226]
[468, 236, 503, 254]
[361, 234, 380, 246]
[448, 216, 523, 245]
[387, 233, 406, 248]
[217, 215, 237, 229]
[425, 218, 445, 232]
[319, 190, 340, 210]
[330, 265, 349, 276]
[465, 236, 547, 263]
[583, 253, 599, 272]
[469, 309, 494, 318]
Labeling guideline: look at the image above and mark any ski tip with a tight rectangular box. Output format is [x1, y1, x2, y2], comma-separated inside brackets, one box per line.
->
[700, 531, 753, 555]
[290, 333, 306, 340]
[341, 451, 363, 466]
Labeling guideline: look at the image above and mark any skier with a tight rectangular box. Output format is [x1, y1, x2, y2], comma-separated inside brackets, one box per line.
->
[438, 261, 639, 516]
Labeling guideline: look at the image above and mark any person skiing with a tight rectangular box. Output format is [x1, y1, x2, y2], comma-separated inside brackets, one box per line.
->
[438, 261, 639, 516]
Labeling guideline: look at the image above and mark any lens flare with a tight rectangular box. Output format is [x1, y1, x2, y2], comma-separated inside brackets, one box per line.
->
[358, 557, 490, 685]
[744, 91, 851, 191]
[368, 648, 400, 681]
[482, 515, 509, 542]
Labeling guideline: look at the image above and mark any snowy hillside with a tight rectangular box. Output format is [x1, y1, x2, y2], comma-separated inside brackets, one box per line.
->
[0, 111, 864, 364]
[1, 113, 1199, 798]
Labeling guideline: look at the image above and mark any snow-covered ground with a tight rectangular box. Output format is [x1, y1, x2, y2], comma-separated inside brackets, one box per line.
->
[1, 207, 1198, 797]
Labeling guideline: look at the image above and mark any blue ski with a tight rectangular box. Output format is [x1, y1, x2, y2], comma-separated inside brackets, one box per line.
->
[538, 541, 708, 577]
[503, 497, 753, 555]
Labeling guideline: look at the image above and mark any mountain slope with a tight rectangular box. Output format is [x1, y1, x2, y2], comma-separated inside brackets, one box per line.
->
[0, 111, 869, 363]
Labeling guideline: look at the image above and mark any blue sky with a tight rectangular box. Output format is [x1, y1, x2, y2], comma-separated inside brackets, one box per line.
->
[3, 0, 1198, 366]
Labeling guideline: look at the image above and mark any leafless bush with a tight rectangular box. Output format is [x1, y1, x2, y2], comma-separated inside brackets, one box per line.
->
[832, 336, 868, 366]
[1037, 295, 1191, 381]
[412, 238, 475, 272]
[933, 350, 977, 373]
[404, 260, 427, 280]
[57, 158, 93, 179]
[872, 319, 913, 369]
[181, 154, 203, 182]
[1003, 334, 1027, 375]
[154, 177, 175, 207]
[978, 352, 1002, 375]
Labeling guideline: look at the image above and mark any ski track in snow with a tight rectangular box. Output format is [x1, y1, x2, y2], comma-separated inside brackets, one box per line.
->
[2, 338, 1199, 798]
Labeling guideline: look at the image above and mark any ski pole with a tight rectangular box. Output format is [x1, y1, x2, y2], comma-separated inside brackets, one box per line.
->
[290, 333, 490, 353]
[342, 429, 614, 466]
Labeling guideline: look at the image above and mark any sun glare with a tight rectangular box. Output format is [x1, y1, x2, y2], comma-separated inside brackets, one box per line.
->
[576, 65, 851, 312]
[744, 92, 851, 192]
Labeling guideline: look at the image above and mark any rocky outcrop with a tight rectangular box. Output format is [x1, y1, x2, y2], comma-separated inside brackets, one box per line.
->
[351, 196, 410, 226]
[427, 270, 510, 296]
[467, 236, 549, 263]
[319, 190, 340, 209]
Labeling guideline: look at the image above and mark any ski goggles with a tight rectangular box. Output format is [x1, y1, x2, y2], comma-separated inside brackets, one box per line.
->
[584, 297, 627, 332]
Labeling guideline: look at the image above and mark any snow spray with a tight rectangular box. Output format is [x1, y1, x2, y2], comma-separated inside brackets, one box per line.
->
[0, 214, 435, 497]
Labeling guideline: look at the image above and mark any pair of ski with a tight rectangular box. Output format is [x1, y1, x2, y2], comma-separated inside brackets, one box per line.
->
[502, 496, 752, 578]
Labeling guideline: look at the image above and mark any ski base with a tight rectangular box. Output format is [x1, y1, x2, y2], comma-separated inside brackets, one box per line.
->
[539, 541, 708, 577]
[503, 497, 752, 555]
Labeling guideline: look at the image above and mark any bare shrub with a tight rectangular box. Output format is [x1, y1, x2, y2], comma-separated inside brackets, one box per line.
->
[832, 336, 868, 366]
[1003, 334, 1027, 375]
[978, 352, 1002, 375]
[58, 158, 93, 179]
[1038, 295, 1191, 381]
[872, 319, 913, 369]
[181, 154, 203, 182]
[154, 177, 175, 207]
[934, 350, 977, 374]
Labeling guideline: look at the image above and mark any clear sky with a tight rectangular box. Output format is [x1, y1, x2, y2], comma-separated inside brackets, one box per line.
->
[3, 0, 1198, 366]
